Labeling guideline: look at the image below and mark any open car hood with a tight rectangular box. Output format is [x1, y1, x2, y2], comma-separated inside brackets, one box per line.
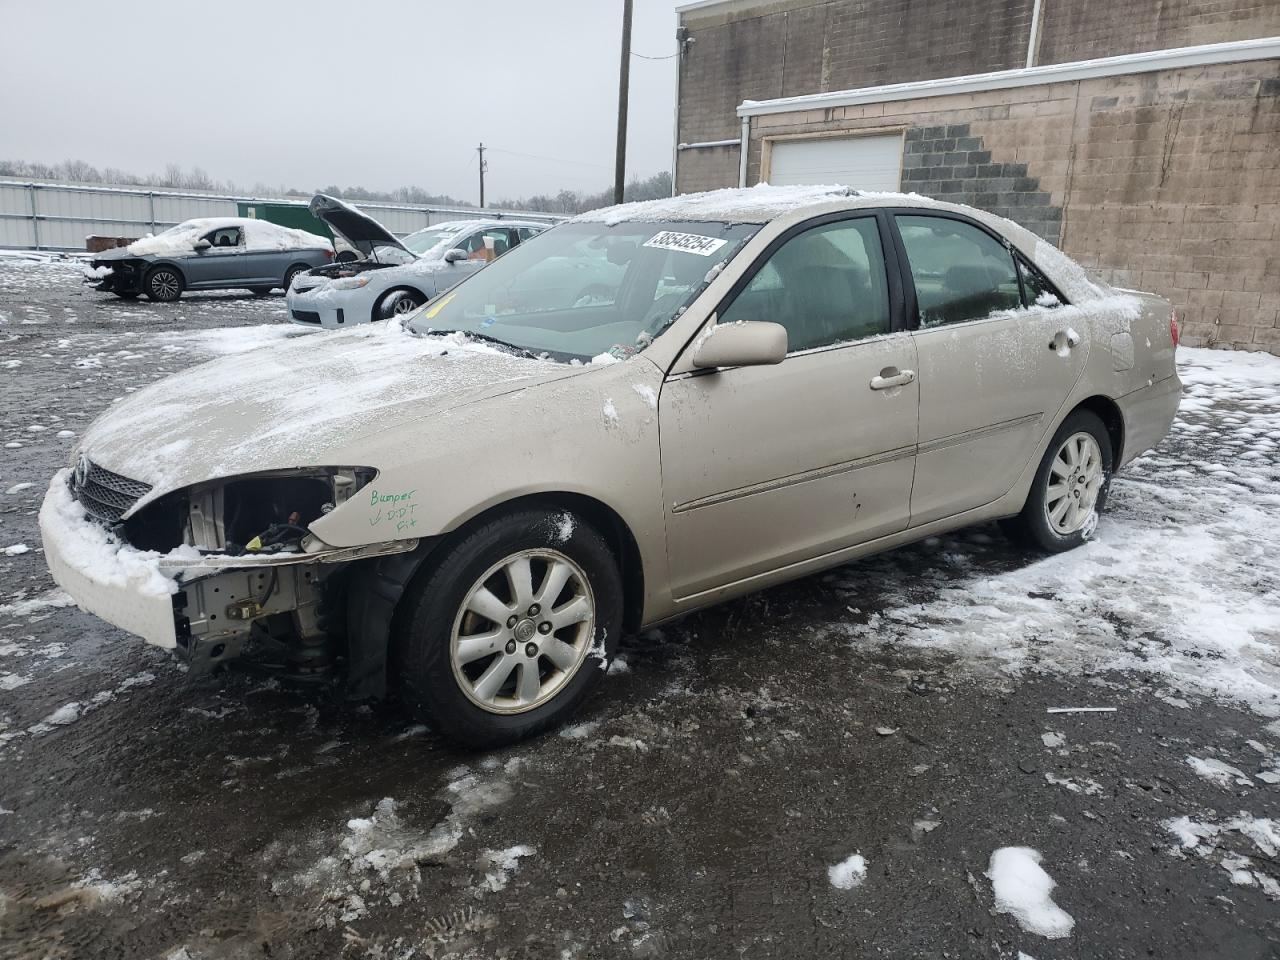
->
[309, 194, 411, 259]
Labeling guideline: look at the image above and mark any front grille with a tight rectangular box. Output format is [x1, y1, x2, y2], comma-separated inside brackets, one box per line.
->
[71, 459, 152, 525]
[292, 310, 321, 324]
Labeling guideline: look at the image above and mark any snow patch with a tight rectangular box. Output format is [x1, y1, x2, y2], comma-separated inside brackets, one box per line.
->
[828, 853, 867, 889]
[631, 383, 658, 409]
[987, 847, 1075, 939]
[1187, 756, 1254, 789]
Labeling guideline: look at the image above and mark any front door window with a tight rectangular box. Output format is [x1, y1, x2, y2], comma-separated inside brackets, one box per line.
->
[718, 217, 891, 351]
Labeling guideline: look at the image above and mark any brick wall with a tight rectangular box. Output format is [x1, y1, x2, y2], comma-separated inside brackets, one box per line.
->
[738, 60, 1280, 353]
[676, 0, 1036, 193]
[676, 0, 1280, 193]
[1038, 0, 1280, 64]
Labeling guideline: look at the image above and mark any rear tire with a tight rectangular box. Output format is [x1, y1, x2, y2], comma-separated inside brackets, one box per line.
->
[377, 289, 425, 321]
[1001, 409, 1113, 553]
[248, 286, 273, 297]
[143, 266, 183, 302]
[393, 509, 622, 749]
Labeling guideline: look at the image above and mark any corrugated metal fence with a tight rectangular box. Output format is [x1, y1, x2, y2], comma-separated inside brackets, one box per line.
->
[0, 178, 564, 251]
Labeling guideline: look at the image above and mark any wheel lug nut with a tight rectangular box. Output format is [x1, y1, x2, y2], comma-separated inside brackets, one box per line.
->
[506, 616, 518, 629]
[505, 640, 517, 654]
[525, 643, 538, 658]
[528, 604, 540, 617]
[538, 621, 552, 634]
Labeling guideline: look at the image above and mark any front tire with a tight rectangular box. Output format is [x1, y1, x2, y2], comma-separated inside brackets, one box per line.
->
[394, 509, 622, 748]
[1001, 409, 1113, 553]
[248, 286, 273, 297]
[112, 290, 140, 300]
[144, 266, 183, 302]
[377, 289, 424, 321]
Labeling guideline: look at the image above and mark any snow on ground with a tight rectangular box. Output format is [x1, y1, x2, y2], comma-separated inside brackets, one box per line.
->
[987, 847, 1075, 939]
[829, 347, 1280, 724]
[828, 853, 867, 889]
[1163, 813, 1280, 898]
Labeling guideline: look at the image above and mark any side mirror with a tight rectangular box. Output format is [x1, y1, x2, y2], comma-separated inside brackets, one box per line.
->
[193, 239, 212, 252]
[691, 320, 788, 370]
[443, 248, 468, 263]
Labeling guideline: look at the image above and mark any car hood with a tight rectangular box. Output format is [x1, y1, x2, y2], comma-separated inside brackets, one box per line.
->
[309, 193, 410, 259]
[91, 246, 142, 263]
[78, 324, 587, 510]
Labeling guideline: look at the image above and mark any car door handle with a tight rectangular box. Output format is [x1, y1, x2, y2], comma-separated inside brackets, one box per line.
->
[870, 368, 915, 390]
[1049, 329, 1081, 353]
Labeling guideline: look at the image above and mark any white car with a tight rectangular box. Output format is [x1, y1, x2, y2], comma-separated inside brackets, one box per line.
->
[287, 195, 548, 328]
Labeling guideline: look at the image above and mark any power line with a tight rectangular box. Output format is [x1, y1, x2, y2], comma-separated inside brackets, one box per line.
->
[486, 146, 611, 170]
[632, 50, 678, 60]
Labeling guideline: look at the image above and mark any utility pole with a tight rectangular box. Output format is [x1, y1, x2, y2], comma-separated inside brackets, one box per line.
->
[613, 0, 633, 205]
[477, 142, 487, 208]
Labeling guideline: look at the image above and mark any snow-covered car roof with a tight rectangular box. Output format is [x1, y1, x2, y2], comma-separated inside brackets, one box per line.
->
[574, 184, 1109, 304]
[126, 218, 331, 257]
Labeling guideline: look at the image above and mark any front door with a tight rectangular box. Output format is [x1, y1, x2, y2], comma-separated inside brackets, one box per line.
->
[186, 225, 247, 288]
[660, 215, 918, 600]
[894, 213, 1090, 525]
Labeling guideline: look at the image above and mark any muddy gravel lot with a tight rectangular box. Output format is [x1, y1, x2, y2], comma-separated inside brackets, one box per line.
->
[2, 255, 1279, 960]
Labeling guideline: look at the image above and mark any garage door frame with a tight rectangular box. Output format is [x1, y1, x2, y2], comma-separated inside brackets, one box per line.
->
[760, 127, 906, 190]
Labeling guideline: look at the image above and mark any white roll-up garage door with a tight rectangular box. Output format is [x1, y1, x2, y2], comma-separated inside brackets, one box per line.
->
[767, 134, 903, 191]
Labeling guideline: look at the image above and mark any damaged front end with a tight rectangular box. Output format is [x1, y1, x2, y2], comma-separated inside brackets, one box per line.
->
[59, 459, 417, 678]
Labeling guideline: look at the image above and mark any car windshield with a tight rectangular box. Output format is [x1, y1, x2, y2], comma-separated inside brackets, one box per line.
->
[403, 227, 464, 257]
[407, 220, 759, 361]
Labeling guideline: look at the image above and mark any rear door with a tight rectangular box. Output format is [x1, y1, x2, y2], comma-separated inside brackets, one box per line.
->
[186, 225, 248, 288]
[659, 213, 918, 599]
[241, 241, 294, 287]
[893, 212, 1089, 526]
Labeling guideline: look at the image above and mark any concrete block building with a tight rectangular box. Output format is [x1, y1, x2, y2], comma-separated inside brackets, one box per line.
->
[672, 0, 1280, 353]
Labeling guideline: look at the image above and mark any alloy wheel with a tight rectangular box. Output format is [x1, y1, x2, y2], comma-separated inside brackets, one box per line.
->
[150, 271, 180, 300]
[449, 548, 596, 715]
[1044, 431, 1104, 535]
[393, 296, 420, 315]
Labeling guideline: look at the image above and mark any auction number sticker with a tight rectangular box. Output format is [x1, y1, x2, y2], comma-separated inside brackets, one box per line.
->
[642, 231, 728, 256]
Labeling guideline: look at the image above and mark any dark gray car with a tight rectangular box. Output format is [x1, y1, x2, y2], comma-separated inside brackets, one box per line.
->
[84, 217, 333, 302]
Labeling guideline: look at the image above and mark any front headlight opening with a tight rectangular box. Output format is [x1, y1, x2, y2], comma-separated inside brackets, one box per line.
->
[123, 468, 375, 555]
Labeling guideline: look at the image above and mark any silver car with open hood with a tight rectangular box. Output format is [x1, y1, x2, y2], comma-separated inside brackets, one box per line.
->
[286, 194, 547, 328]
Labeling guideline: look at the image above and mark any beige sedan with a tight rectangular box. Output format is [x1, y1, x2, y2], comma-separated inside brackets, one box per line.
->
[40, 186, 1181, 747]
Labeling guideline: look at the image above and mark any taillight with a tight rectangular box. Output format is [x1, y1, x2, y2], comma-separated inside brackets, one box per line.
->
[1170, 310, 1180, 348]
[323, 249, 335, 262]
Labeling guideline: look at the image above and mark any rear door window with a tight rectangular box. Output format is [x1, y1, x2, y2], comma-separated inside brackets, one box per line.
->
[1018, 256, 1064, 308]
[896, 215, 1020, 328]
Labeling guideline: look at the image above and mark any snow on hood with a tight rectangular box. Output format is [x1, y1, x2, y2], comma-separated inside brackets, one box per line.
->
[309, 194, 408, 258]
[125, 218, 331, 257]
[575, 183, 857, 226]
[78, 322, 579, 507]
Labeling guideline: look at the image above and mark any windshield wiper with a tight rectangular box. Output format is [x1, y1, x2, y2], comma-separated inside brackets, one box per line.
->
[419, 329, 539, 359]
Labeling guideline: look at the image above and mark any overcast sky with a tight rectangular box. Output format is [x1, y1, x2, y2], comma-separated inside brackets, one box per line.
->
[0, 0, 686, 202]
